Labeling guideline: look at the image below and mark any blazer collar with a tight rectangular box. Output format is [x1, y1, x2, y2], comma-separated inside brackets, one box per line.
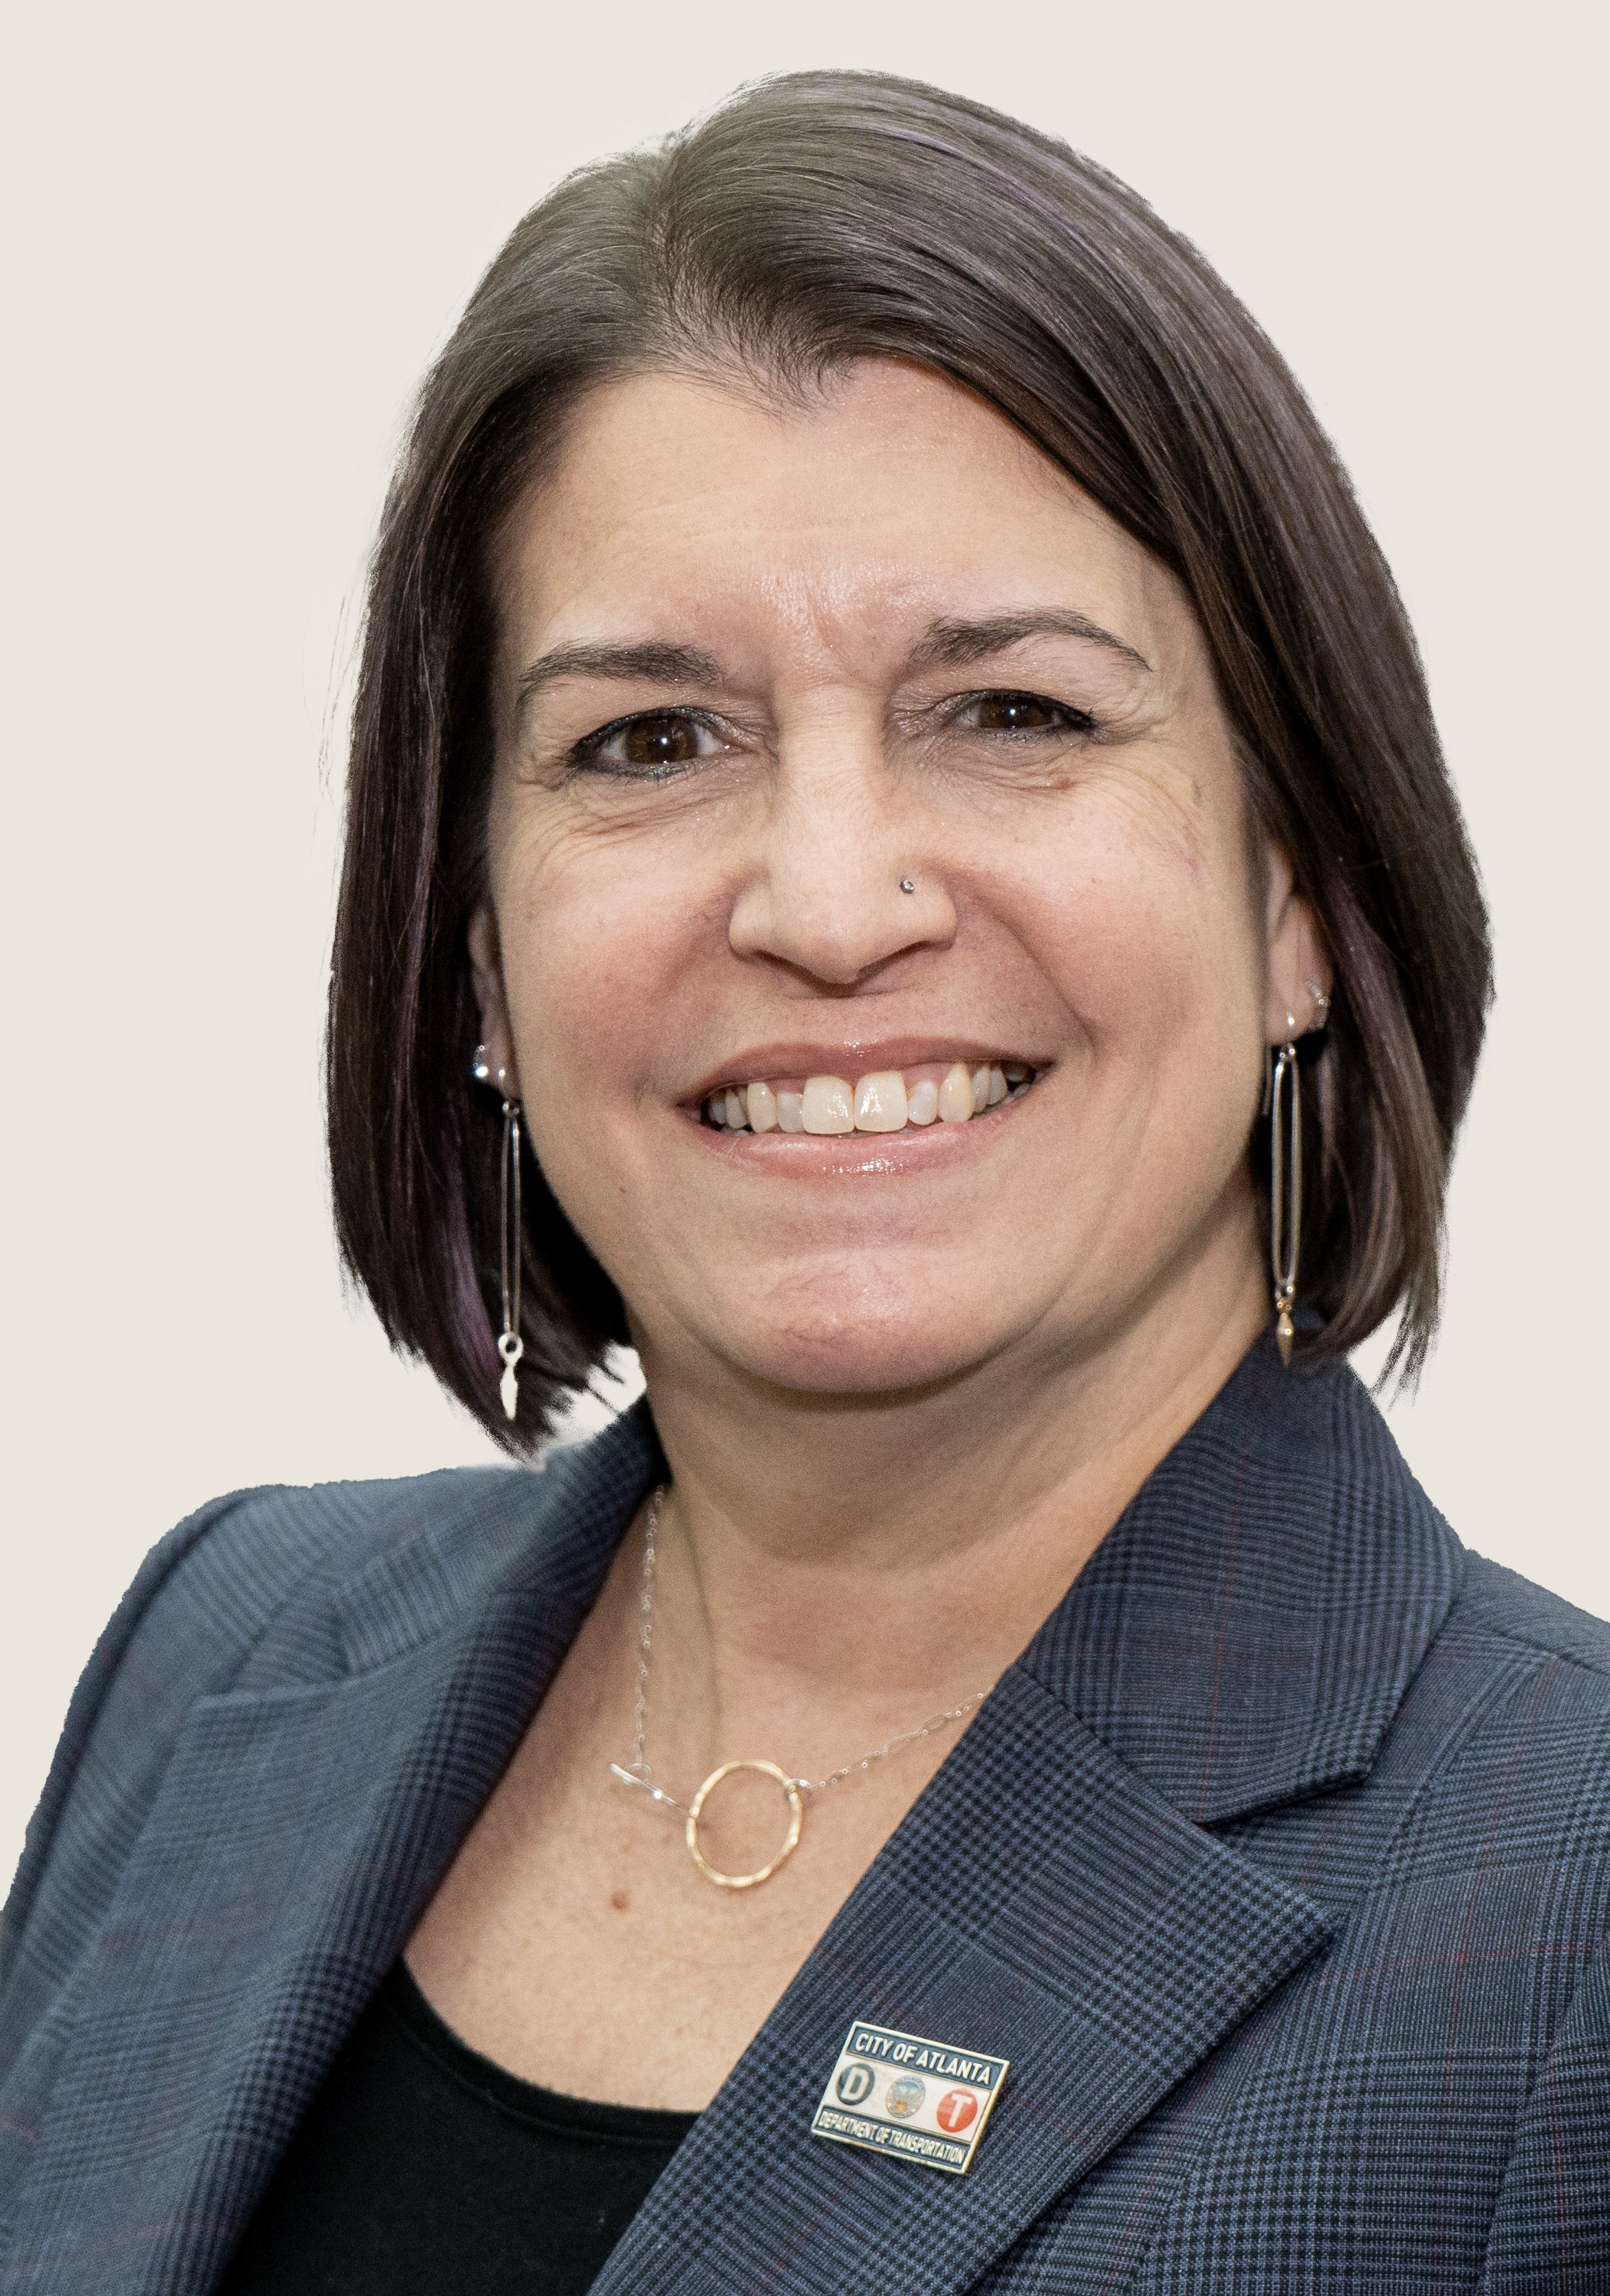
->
[322, 1332, 1464, 1839]
[513, 1334, 1464, 1833]
[1026, 1335, 1465, 1824]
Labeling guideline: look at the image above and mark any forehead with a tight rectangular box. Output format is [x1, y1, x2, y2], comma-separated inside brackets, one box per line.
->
[494, 361, 1199, 679]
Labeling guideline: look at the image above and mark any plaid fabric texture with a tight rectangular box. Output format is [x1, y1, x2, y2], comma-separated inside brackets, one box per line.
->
[3, 1336, 1608, 2292]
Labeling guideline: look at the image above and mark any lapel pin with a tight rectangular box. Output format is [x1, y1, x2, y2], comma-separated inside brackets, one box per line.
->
[811, 2020, 1009, 2175]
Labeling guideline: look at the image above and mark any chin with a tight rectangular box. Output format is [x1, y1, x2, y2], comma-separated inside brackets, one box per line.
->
[713, 1292, 1013, 1401]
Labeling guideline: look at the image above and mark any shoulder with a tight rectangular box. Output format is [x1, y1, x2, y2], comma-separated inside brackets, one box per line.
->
[1, 1407, 655, 2007]
[1409, 1561, 1610, 2265]
[1453, 1549, 1610, 1679]
[109, 1463, 549, 1691]
[0, 1471, 503, 2006]
[58, 1401, 652, 1711]
[50, 1463, 545, 1738]
[1433, 1548, 1610, 1731]
[1401, 1549, 1610, 1843]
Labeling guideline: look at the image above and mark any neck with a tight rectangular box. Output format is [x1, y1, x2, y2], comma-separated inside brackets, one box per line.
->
[624, 1199, 1269, 1786]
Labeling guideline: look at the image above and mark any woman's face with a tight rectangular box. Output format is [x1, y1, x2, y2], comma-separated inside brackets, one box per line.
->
[475, 361, 1314, 1399]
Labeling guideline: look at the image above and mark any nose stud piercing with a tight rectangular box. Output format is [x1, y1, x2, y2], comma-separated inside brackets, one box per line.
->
[900, 877, 916, 894]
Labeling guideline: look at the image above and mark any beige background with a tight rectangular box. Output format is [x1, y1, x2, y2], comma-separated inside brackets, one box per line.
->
[3, 0, 1604, 1883]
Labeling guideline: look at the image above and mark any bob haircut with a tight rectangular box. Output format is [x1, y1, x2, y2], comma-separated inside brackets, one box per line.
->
[328, 68, 1491, 1450]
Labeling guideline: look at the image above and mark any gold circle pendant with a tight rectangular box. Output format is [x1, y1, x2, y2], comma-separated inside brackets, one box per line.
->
[684, 1758, 804, 1889]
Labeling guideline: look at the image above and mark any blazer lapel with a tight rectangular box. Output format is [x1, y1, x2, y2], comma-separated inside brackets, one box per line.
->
[595, 1344, 1459, 2295]
[3, 1414, 659, 2296]
[595, 1664, 1330, 2295]
[1028, 1342, 1464, 1822]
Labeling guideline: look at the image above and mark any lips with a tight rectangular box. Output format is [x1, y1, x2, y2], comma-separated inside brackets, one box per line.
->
[702, 1060, 1036, 1135]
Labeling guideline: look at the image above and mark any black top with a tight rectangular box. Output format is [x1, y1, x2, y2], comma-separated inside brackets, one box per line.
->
[218, 1964, 697, 2295]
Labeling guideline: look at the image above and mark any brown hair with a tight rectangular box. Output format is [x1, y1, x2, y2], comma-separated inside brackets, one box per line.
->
[327, 68, 1491, 1447]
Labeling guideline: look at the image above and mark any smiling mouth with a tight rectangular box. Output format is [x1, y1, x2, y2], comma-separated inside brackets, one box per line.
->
[699, 1060, 1038, 1135]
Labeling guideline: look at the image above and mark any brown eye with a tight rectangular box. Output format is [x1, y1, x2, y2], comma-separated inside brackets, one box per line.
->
[968, 692, 1063, 733]
[567, 706, 729, 780]
[618, 714, 704, 769]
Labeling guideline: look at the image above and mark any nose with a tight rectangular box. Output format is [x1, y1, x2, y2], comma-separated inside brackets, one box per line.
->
[726, 752, 955, 987]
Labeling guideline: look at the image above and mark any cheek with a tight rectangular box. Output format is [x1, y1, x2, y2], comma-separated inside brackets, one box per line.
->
[492, 816, 715, 1118]
[1019, 779, 1255, 1056]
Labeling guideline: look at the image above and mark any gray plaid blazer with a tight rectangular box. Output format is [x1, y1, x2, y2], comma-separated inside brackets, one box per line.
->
[3, 1337, 1609, 2292]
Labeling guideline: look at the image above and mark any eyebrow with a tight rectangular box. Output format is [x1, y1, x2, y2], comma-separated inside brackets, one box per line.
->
[514, 606, 1151, 717]
[909, 610, 1151, 675]
[516, 640, 725, 716]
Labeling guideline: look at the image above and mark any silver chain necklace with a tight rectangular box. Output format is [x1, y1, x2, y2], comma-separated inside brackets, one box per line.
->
[609, 1487, 994, 1890]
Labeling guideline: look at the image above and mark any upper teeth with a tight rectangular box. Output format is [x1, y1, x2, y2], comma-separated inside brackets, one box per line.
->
[704, 1061, 1034, 1135]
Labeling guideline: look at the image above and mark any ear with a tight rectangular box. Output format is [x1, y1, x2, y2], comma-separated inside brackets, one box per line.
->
[467, 901, 522, 1097]
[1261, 844, 1332, 1045]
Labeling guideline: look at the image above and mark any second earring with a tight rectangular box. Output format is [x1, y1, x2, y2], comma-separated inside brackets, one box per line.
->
[1268, 1031, 1301, 1366]
[498, 1091, 525, 1421]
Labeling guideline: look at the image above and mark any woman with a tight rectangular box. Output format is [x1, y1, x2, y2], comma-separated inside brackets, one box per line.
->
[3, 67, 1605, 2295]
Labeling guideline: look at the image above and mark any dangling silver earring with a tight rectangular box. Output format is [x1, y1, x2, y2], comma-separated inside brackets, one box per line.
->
[472, 1044, 524, 1421]
[1269, 1016, 1301, 1367]
[497, 1089, 524, 1421]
